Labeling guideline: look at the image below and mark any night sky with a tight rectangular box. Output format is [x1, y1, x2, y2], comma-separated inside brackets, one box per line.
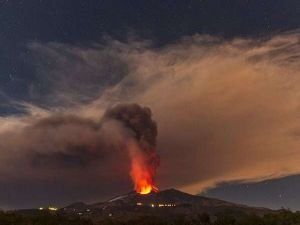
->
[0, 0, 299, 210]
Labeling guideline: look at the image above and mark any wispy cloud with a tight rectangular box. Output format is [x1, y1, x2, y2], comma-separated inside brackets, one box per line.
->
[0, 31, 299, 208]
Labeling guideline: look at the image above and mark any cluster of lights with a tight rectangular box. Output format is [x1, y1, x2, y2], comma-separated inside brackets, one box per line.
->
[38, 207, 58, 211]
[136, 202, 176, 207]
[158, 203, 176, 207]
[48, 207, 58, 211]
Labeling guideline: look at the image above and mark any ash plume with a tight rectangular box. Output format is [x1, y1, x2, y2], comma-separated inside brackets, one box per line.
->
[0, 103, 160, 196]
[104, 103, 160, 193]
[104, 103, 157, 149]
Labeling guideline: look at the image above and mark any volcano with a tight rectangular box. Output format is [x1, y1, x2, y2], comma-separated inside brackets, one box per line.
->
[61, 189, 274, 219]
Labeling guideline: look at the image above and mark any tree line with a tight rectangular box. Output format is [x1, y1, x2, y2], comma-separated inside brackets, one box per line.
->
[1, 209, 300, 225]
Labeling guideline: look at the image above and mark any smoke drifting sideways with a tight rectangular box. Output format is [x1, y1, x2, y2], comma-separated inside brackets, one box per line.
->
[0, 103, 159, 198]
[1, 31, 300, 208]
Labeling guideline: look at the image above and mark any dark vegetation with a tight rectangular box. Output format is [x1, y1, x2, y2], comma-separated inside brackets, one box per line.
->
[1, 209, 300, 225]
[0, 210, 92, 225]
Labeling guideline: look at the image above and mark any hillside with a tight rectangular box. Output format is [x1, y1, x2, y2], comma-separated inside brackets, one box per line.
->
[60, 189, 274, 220]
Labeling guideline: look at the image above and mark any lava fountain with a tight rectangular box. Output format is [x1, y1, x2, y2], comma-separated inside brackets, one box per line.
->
[129, 141, 159, 195]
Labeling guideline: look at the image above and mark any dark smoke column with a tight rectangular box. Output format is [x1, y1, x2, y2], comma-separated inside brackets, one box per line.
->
[103, 103, 160, 194]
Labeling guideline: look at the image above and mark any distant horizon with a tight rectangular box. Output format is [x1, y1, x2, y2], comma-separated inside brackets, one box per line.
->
[2, 184, 299, 212]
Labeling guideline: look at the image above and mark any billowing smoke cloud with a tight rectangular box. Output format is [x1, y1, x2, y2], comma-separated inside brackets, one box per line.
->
[0, 30, 299, 208]
[0, 103, 159, 206]
[104, 104, 157, 148]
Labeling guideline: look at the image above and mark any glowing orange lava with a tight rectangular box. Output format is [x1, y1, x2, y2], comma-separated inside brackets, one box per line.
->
[131, 153, 158, 195]
[128, 142, 159, 195]
[136, 179, 159, 195]
[132, 166, 159, 194]
[138, 184, 152, 195]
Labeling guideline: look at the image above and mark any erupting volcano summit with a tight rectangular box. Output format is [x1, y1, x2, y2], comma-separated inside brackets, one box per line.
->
[104, 104, 160, 194]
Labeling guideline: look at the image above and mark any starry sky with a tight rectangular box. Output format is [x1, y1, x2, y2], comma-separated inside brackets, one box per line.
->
[0, 0, 299, 210]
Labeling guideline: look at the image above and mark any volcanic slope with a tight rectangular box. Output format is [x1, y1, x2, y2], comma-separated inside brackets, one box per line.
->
[61, 189, 274, 218]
